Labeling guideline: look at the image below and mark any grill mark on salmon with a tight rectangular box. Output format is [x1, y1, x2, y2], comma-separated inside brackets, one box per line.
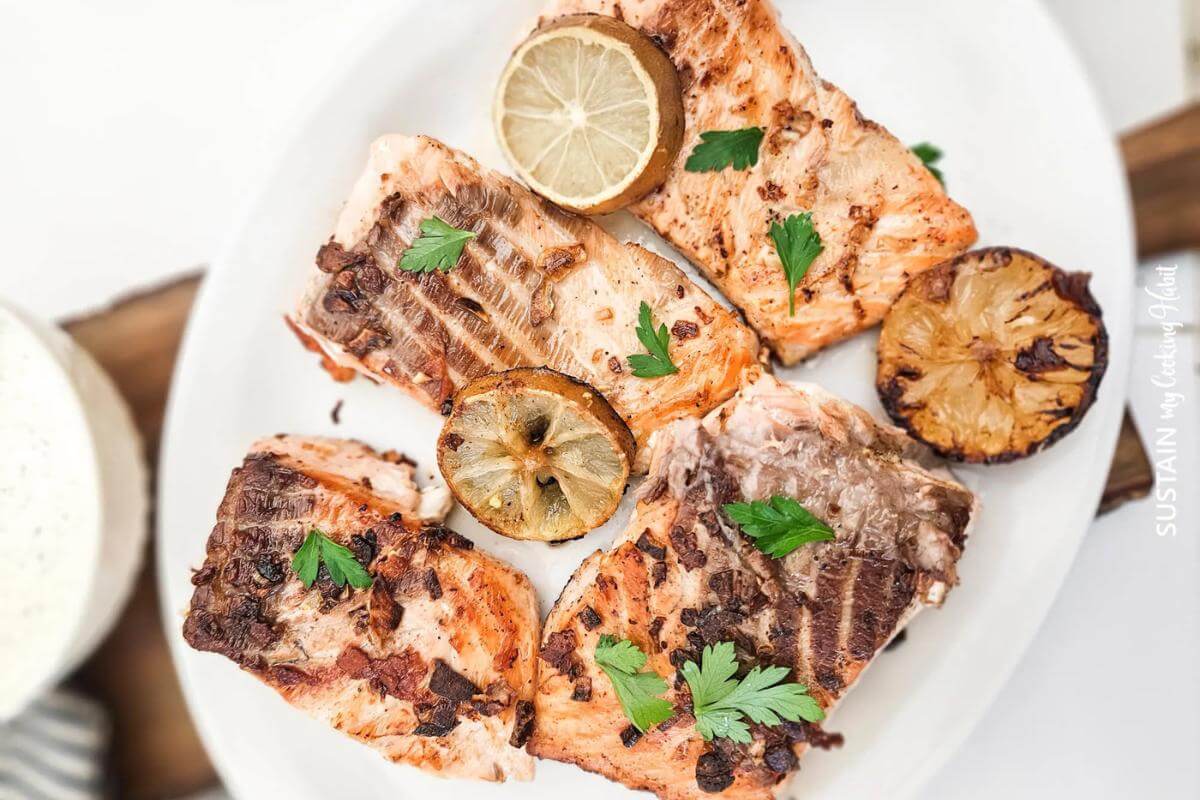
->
[317, 201, 546, 384]
[410, 273, 520, 371]
[847, 557, 890, 662]
[368, 195, 537, 374]
[809, 556, 851, 699]
[530, 376, 977, 799]
[182, 436, 539, 782]
[394, 279, 499, 375]
[288, 135, 760, 467]
[443, 239, 583, 372]
[540, 0, 978, 364]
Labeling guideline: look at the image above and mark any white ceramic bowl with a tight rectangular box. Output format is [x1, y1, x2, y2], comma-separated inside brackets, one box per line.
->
[0, 301, 148, 721]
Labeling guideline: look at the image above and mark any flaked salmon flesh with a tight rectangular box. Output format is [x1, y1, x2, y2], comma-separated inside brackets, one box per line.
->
[529, 375, 977, 799]
[182, 436, 541, 782]
[540, 0, 979, 363]
[287, 134, 761, 468]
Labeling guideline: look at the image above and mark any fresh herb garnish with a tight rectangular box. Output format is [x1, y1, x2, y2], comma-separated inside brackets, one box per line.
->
[910, 142, 944, 185]
[681, 642, 824, 744]
[769, 212, 823, 316]
[291, 528, 373, 589]
[684, 127, 766, 173]
[595, 634, 674, 732]
[723, 495, 834, 558]
[398, 216, 477, 273]
[627, 301, 679, 378]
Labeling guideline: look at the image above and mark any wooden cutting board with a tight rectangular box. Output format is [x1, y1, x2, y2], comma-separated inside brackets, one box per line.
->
[66, 103, 1196, 798]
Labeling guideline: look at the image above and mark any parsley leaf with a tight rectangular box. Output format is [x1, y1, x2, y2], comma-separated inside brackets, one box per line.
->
[682, 642, 824, 744]
[684, 127, 766, 173]
[398, 216, 476, 273]
[910, 142, 944, 185]
[291, 530, 321, 586]
[595, 634, 674, 732]
[627, 301, 679, 378]
[768, 213, 823, 316]
[723, 496, 834, 558]
[291, 528, 373, 589]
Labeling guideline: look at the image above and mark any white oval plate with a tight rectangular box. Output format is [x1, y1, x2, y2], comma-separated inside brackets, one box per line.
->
[158, 1, 1132, 797]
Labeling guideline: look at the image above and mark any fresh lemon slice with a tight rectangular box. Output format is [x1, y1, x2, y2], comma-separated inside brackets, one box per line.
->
[494, 14, 684, 215]
[437, 368, 635, 542]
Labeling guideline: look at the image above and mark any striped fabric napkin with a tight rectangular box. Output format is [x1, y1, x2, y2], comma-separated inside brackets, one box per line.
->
[0, 691, 107, 800]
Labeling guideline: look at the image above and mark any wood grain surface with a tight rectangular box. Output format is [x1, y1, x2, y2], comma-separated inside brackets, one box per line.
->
[64, 277, 212, 800]
[61, 103, 1195, 798]
[1122, 104, 1200, 258]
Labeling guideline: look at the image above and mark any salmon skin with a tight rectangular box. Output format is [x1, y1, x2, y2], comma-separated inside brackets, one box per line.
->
[529, 376, 977, 799]
[539, 0, 978, 363]
[287, 135, 761, 468]
[182, 436, 540, 782]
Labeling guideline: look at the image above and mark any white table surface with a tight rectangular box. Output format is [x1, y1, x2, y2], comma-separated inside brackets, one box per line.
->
[1, 1, 1195, 797]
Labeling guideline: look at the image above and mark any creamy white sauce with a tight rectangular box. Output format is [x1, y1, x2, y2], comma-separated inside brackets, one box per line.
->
[0, 307, 98, 720]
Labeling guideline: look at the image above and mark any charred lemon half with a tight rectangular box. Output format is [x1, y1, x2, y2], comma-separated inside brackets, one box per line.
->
[877, 248, 1107, 463]
[437, 368, 635, 542]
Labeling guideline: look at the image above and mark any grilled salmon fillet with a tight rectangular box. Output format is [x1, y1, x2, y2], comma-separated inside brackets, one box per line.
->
[529, 376, 976, 799]
[539, 0, 978, 363]
[182, 436, 540, 782]
[287, 135, 761, 467]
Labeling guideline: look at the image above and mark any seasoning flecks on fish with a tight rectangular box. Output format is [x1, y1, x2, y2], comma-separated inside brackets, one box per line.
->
[287, 135, 761, 467]
[182, 436, 540, 782]
[529, 376, 977, 800]
[540, 0, 979, 363]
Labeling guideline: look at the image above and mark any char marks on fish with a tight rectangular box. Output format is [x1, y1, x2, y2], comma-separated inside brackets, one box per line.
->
[529, 375, 977, 800]
[541, 0, 978, 363]
[182, 435, 540, 782]
[288, 135, 761, 466]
